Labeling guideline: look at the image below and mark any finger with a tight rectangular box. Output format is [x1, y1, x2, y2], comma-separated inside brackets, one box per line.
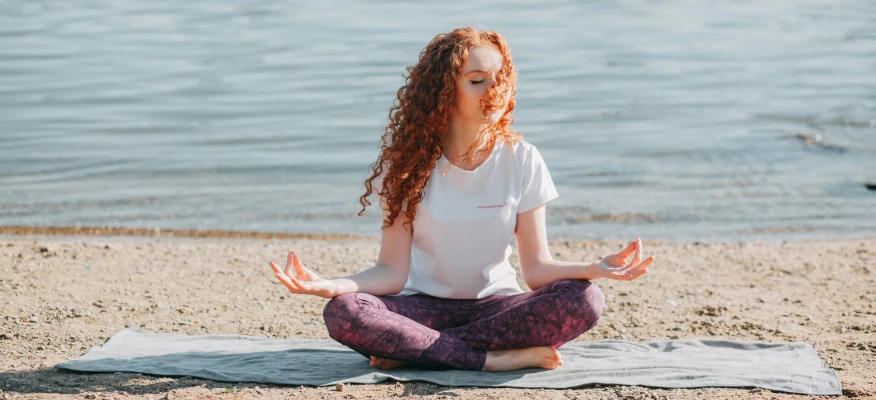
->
[636, 256, 655, 270]
[285, 252, 296, 277]
[277, 272, 311, 293]
[275, 272, 300, 291]
[622, 256, 655, 275]
[618, 240, 637, 259]
[278, 271, 315, 293]
[292, 251, 308, 277]
[626, 268, 649, 281]
[269, 261, 283, 275]
[610, 269, 640, 281]
[631, 238, 642, 266]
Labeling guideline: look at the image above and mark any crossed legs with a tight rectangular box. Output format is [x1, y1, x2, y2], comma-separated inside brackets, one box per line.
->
[322, 279, 605, 371]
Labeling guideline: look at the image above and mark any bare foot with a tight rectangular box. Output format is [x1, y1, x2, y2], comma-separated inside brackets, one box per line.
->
[369, 355, 410, 370]
[482, 346, 563, 372]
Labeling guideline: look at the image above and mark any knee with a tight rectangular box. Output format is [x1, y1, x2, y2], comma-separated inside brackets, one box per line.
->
[550, 279, 605, 329]
[322, 293, 360, 340]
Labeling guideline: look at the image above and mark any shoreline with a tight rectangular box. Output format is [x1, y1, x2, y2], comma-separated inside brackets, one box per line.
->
[2, 224, 874, 245]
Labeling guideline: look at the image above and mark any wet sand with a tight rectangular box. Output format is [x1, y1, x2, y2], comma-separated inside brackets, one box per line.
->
[0, 230, 874, 399]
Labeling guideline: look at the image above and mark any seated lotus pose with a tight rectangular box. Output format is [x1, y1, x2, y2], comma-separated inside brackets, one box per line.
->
[269, 27, 655, 372]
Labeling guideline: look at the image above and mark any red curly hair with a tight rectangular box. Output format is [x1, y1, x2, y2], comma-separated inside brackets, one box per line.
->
[357, 27, 523, 231]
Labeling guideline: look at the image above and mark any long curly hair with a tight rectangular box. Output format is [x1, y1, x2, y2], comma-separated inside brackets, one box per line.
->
[357, 27, 523, 231]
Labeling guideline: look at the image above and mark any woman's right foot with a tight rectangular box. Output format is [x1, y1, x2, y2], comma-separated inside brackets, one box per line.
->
[482, 346, 563, 372]
[369, 355, 410, 370]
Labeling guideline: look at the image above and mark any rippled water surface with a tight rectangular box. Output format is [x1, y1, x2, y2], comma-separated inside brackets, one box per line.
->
[2, 1, 875, 242]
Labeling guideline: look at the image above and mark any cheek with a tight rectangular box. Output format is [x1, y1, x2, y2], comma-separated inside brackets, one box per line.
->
[457, 86, 482, 110]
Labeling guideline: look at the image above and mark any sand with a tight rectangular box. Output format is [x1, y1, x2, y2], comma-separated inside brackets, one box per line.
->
[0, 231, 874, 399]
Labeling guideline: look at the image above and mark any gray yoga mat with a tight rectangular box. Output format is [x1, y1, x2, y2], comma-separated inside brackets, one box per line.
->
[55, 328, 841, 395]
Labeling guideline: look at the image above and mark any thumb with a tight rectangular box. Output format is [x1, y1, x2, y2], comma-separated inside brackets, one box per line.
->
[292, 252, 312, 278]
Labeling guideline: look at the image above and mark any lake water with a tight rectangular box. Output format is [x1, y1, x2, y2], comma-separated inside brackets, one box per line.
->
[1, 0, 875, 242]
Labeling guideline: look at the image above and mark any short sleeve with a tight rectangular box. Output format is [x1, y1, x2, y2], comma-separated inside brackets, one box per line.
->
[517, 146, 559, 214]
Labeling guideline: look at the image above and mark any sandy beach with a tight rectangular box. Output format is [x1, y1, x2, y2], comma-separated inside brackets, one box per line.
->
[0, 229, 873, 399]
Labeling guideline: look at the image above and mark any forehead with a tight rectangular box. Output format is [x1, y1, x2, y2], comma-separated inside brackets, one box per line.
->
[462, 45, 503, 73]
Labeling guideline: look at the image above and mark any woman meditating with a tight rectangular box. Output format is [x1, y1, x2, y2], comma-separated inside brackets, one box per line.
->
[268, 27, 655, 372]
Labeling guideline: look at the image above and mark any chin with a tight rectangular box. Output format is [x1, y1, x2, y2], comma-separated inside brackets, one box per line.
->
[476, 109, 502, 122]
[486, 112, 505, 125]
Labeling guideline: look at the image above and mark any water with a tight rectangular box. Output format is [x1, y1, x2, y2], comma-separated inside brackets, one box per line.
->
[1, 0, 875, 242]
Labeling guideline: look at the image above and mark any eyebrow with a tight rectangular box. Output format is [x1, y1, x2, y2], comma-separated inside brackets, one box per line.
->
[463, 68, 502, 76]
[464, 60, 503, 75]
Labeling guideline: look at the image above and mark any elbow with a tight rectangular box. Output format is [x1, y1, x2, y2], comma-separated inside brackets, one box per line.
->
[372, 262, 408, 295]
[519, 256, 552, 291]
[387, 269, 408, 295]
[388, 280, 406, 295]
[523, 277, 546, 292]
[520, 267, 546, 291]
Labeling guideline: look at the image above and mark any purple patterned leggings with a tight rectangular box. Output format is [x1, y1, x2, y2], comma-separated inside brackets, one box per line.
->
[322, 279, 604, 370]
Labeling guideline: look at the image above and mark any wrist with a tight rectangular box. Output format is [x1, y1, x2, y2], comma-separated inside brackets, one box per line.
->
[325, 280, 339, 298]
[581, 262, 601, 281]
[327, 278, 352, 298]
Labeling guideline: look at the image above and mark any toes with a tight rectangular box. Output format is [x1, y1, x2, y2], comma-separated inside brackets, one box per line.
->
[550, 348, 563, 368]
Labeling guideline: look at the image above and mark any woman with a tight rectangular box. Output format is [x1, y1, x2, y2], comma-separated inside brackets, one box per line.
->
[269, 27, 655, 372]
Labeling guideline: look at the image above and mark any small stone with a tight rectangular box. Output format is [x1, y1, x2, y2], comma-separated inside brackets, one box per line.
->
[161, 393, 172, 400]
[335, 383, 344, 392]
[37, 345, 44, 350]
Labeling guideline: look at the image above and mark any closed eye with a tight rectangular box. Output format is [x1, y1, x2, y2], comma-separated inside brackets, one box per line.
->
[470, 80, 485, 84]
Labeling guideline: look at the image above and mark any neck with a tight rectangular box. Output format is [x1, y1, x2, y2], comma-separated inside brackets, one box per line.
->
[443, 116, 492, 160]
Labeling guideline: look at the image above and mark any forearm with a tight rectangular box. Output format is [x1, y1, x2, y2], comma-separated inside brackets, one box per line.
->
[522, 259, 599, 290]
[329, 263, 407, 297]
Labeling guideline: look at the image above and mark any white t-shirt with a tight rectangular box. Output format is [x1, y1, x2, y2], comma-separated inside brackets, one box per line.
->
[374, 139, 559, 299]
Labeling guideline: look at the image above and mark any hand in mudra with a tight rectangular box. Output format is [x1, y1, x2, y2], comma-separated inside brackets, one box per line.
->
[269, 251, 337, 298]
[596, 238, 655, 281]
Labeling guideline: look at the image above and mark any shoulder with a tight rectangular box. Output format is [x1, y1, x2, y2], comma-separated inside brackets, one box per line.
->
[503, 140, 550, 170]
[502, 139, 539, 160]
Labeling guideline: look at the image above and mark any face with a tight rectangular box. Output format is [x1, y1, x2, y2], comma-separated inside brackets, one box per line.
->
[453, 44, 508, 125]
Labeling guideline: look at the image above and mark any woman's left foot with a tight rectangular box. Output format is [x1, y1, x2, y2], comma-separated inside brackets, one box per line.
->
[369, 355, 410, 369]
[482, 346, 563, 372]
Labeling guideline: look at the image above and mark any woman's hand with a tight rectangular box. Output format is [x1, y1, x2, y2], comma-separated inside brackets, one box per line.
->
[595, 238, 655, 281]
[269, 251, 338, 298]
